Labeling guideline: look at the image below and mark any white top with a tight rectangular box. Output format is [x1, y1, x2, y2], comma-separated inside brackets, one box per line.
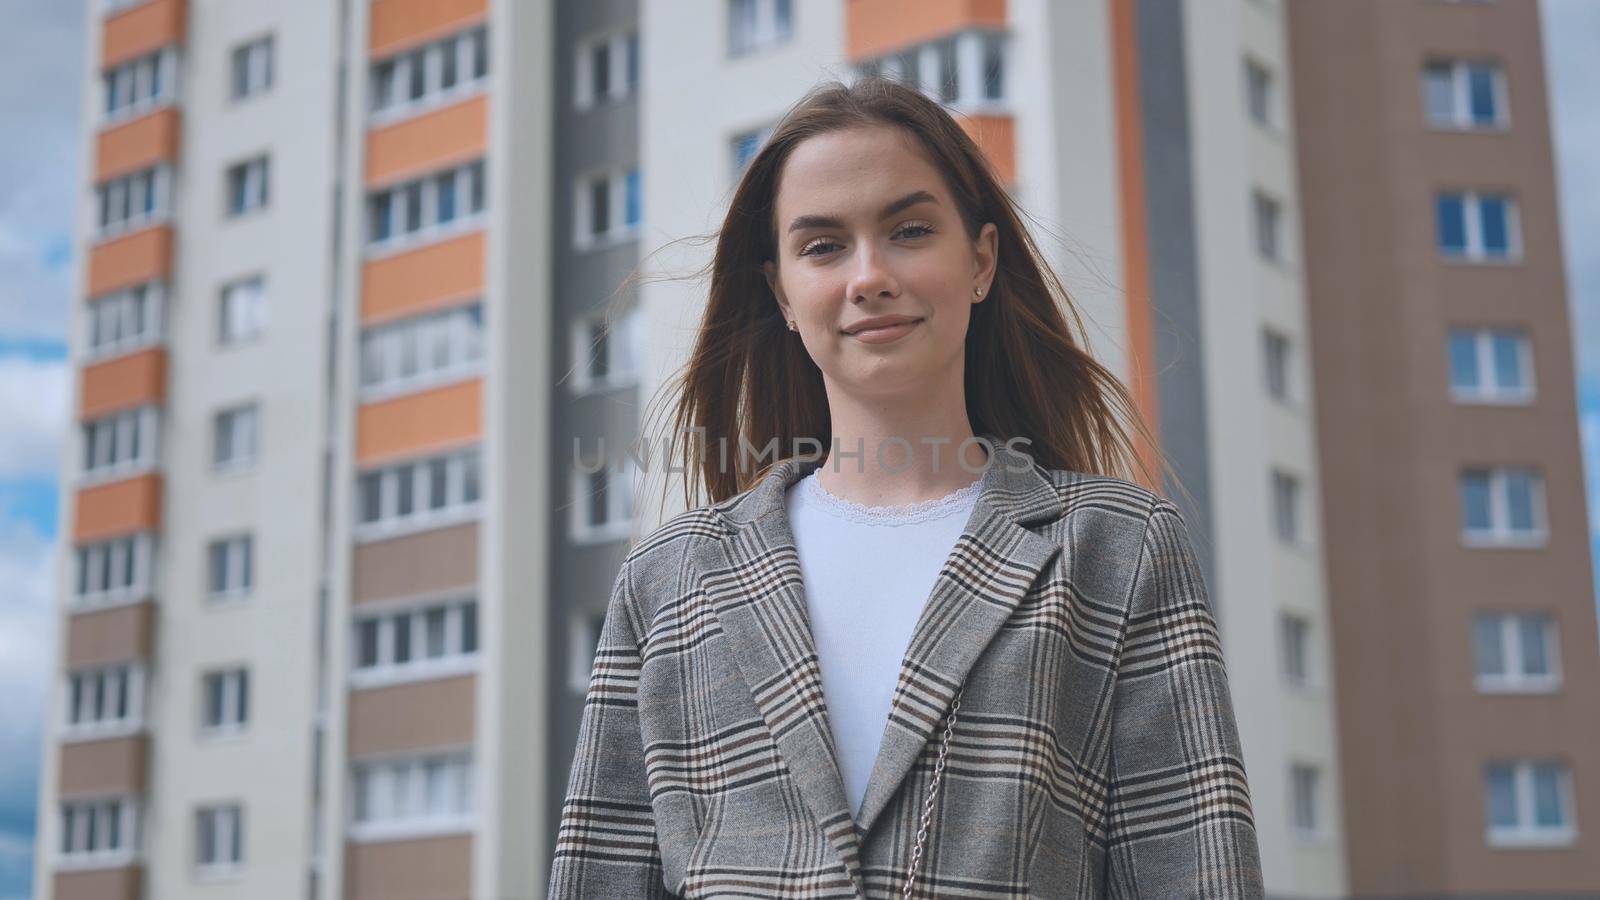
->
[783, 468, 983, 819]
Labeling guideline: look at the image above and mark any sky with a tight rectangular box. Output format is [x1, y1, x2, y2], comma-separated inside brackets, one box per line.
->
[0, 3, 1597, 898]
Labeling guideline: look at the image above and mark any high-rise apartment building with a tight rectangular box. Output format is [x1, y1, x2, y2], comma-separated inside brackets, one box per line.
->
[32, 0, 1589, 898]
[1289, 0, 1598, 892]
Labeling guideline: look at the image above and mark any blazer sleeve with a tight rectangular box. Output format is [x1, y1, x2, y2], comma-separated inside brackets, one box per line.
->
[548, 559, 679, 899]
[1102, 499, 1266, 899]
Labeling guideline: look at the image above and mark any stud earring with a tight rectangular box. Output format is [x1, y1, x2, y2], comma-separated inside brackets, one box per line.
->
[974, 286, 984, 297]
[787, 320, 797, 331]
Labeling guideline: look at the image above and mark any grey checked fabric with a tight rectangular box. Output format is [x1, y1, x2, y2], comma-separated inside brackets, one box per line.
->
[549, 437, 1264, 898]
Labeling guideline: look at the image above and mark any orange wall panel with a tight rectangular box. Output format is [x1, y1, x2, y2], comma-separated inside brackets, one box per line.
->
[370, 0, 487, 58]
[365, 95, 487, 189]
[357, 379, 482, 466]
[959, 114, 1016, 185]
[87, 225, 173, 298]
[80, 347, 166, 419]
[361, 231, 484, 325]
[74, 474, 161, 544]
[59, 735, 148, 798]
[102, 0, 186, 69]
[96, 107, 181, 182]
[846, 0, 1006, 60]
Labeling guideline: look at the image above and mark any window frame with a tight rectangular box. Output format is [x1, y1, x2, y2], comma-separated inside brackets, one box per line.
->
[62, 661, 146, 742]
[350, 595, 480, 689]
[229, 34, 274, 102]
[84, 282, 165, 362]
[1484, 759, 1577, 847]
[94, 164, 173, 241]
[568, 455, 637, 545]
[218, 274, 268, 346]
[569, 304, 643, 394]
[80, 405, 160, 484]
[194, 803, 245, 876]
[71, 533, 157, 612]
[1435, 189, 1523, 263]
[212, 402, 260, 474]
[1473, 611, 1562, 693]
[56, 796, 140, 868]
[1458, 465, 1548, 547]
[353, 448, 483, 541]
[364, 159, 487, 256]
[224, 154, 271, 219]
[1422, 57, 1511, 131]
[368, 25, 489, 124]
[101, 47, 180, 125]
[205, 533, 254, 602]
[358, 303, 484, 400]
[1447, 326, 1535, 404]
[348, 750, 475, 843]
[199, 667, 250, 737]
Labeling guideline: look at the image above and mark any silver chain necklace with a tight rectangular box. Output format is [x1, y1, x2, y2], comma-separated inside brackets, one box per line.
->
[901, 681, 964, 899]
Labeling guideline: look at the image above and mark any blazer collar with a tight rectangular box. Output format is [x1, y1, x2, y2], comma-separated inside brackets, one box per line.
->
[689, 436, 1064, 894]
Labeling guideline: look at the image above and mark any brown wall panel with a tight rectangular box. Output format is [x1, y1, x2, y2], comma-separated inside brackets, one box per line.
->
[59, 735, 147, 798]
[345, 834, 472, 900]
[347, 675, 476, 758]
[66, 601, 154, 669]
[54, 866, 141, 900]
[352, 522, 478, 605]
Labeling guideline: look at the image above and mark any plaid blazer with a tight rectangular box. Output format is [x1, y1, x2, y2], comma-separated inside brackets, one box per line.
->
[549, 439, 1264, 898]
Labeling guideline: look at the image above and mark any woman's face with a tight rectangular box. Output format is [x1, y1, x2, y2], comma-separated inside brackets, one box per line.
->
[764, 124, 997, 400]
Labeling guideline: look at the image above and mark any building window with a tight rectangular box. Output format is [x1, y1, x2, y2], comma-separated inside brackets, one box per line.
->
[213, 403, 259, 473]
[200, 667, 249, 734]
[855, 30, 1010, 108]
[351, 752, 473, 840]
[728, 0, 793, 56]
[1244, 56, 1274, 129]
[81, 406, 158, 481]
[569, 458, 636, 544]
[370, 25, 488, 119]
[568, 609, 609, 694]
[225, 155, 270, 217]
[65, 663, 144, 738]
[103, 48, 178, 121]
[195, 804, 244, 874]
[1423, 59, 1508, 130]
[1458, 466, 1546, 546]
[206, 534, 253, 601]
[1262, 327, 1291, 403]
[1474, 612, 1560, 693]
[360, 304, 484, 398]
[571, 304, 644, 394]
[1485, 760, 1575, 847]
[355, 448, 482, 539]
[96, 165, 171, 238]
[1448, 327, 1533, 403]
[1436, 191, 1520, 261]
[352, 598, 478, 687]
[1290, 764, 1321, 840]
[576, 29, 639, 109]
[366, 159, 486, 251]
[1253, 189, 1283, 262]
[58, 797, 138, 863]
[73, 533, 156, 609]
[730, 124, 774, 182]
[574, 168, 641, 249]
[1271, 469, 1300, 544]
[1280, 613, 1309, 687]
[219, 275, 267, 345]
[86, 283, 164, 360]
[230, 35, 273, 101]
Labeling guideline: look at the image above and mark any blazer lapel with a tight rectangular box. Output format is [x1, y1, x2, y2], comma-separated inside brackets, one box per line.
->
[851, 442, 1063, 838]
[690, 451, 865, 895]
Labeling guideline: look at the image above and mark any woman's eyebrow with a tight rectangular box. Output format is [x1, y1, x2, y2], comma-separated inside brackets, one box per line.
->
[785, 190, 939, 234]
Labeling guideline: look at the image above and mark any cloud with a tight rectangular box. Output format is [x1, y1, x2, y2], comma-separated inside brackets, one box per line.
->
[0, 516, 55, 900]
[0, 356, 67, 480]
[0, 0, 84, 345]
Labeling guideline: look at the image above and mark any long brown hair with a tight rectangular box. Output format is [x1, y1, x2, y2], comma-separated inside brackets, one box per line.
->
[639, 75, 1180, 512]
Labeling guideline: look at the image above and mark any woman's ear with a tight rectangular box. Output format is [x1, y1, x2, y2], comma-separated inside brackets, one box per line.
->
[763, 260, 790, 320]
[972, 223, 999, 300]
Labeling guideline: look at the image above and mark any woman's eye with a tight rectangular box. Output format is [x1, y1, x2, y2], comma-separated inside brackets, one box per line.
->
[798, 224, 934, 258]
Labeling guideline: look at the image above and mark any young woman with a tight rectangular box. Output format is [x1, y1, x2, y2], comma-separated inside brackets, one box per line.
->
[549, 77, 1264, 899]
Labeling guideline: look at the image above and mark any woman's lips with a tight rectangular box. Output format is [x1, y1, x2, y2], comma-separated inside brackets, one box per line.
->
[846, 318, 923, 343]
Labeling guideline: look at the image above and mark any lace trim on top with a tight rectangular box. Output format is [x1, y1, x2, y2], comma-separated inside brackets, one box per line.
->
[800, 469, 982, 526]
